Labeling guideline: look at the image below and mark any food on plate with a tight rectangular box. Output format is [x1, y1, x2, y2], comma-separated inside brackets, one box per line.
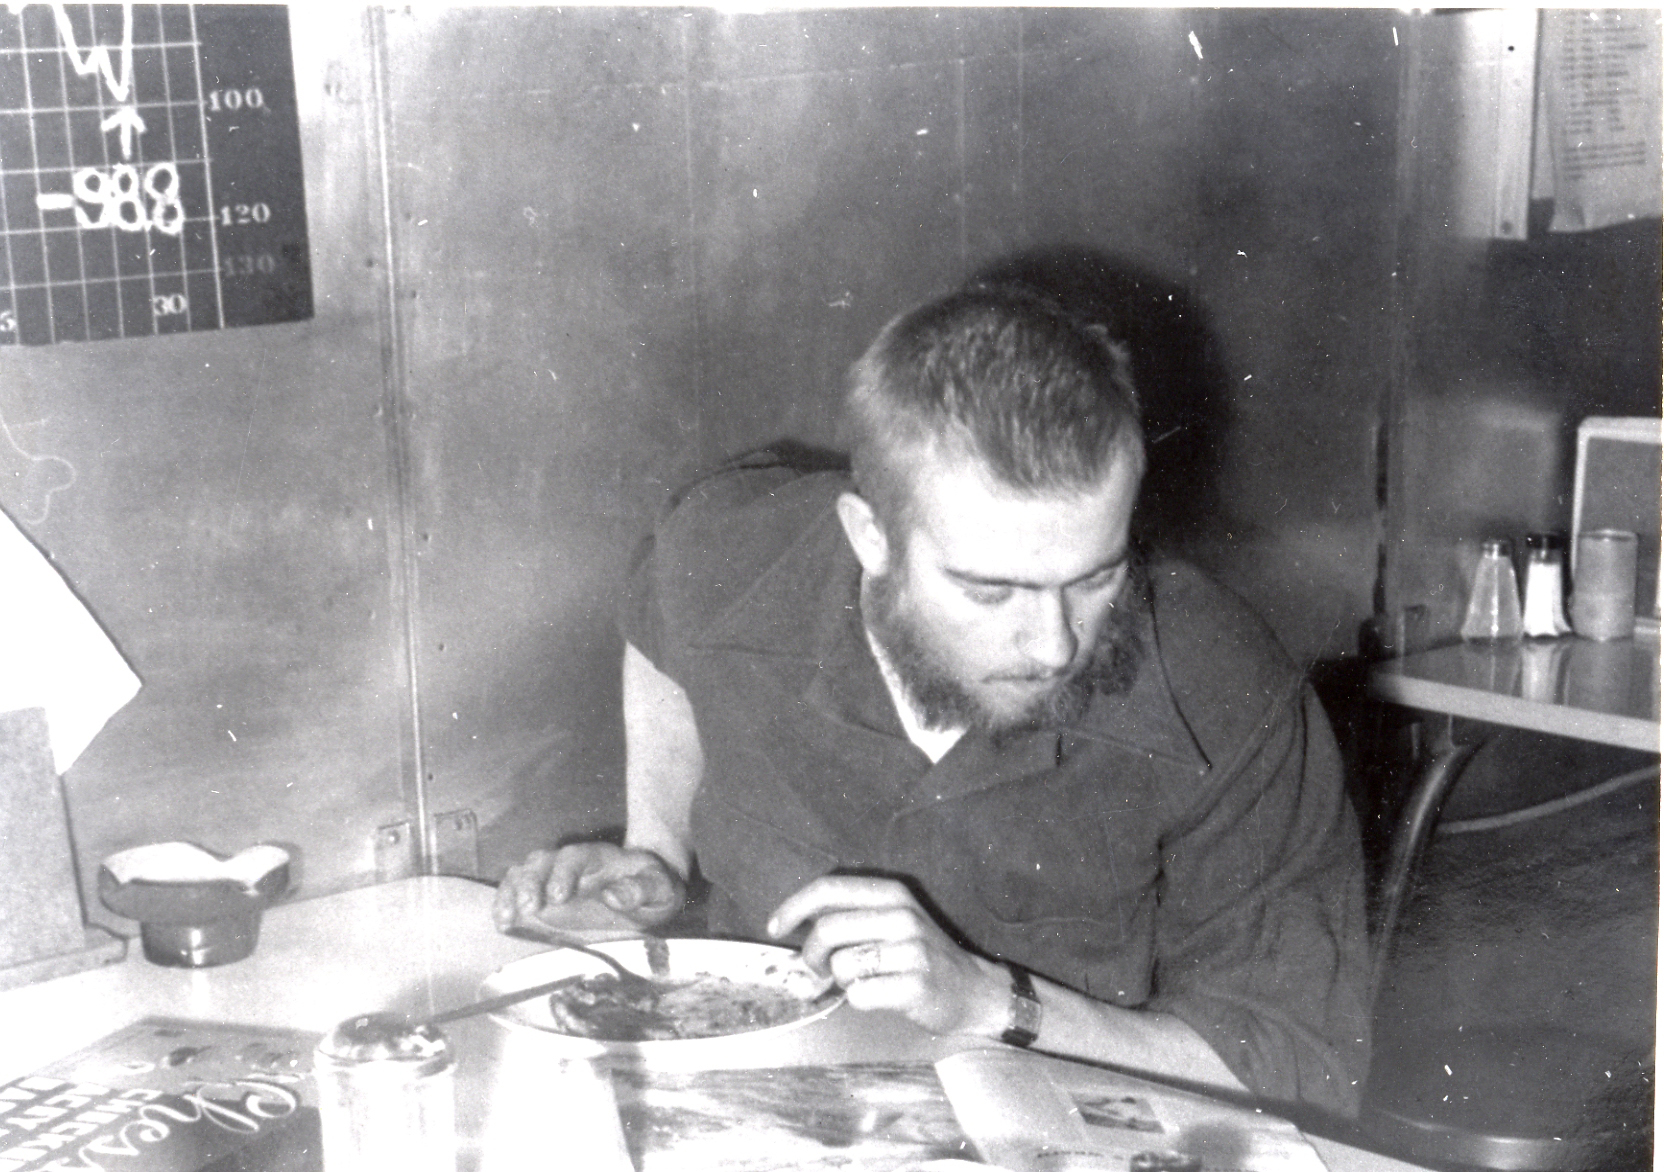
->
[1130, 1152, 1203, 1172]
[546, 970, 826, 1041]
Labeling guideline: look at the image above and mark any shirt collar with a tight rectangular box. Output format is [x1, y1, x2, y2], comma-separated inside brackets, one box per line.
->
[864, 623, 967, 763]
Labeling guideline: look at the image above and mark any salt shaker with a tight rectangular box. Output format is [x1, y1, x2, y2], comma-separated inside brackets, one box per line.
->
[314, 1012, 455, 1172]
[1520, 532, 1571, 638]
[1460, 538, 1523, 642]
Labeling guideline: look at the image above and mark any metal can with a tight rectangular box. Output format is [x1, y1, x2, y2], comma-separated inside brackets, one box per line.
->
[314, 1012, 455, 1172]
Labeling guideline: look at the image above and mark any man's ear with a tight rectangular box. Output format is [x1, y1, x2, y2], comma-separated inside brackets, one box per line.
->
[835, 491, 890, 575]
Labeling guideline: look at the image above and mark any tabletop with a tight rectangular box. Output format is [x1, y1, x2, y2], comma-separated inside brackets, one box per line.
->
[0, 876, 1429, 1172]
[1368, 633, 1660, 752]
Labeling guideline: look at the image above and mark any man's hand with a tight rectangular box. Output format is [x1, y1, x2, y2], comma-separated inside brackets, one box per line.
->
[767, 875, 1009, 1037]
[493, 843, 685, 934]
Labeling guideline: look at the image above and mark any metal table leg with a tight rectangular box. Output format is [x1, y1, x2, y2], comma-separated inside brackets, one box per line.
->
[1368, 717, 1478, 1009]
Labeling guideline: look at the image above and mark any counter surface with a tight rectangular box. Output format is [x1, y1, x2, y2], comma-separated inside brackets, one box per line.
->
[0, 876, 1429, 1172]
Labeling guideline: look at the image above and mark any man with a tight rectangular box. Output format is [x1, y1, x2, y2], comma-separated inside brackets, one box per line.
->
[496, 285, 1370, 1116]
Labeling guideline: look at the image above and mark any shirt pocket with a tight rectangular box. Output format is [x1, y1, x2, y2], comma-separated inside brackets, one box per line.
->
[957, 816, 1159, 998]
[952, 789, 1158, 938]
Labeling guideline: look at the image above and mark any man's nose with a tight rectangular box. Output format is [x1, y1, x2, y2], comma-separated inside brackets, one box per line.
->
[1018, 590, 1078, 673]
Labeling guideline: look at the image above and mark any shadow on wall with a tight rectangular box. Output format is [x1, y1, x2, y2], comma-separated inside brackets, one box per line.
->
[970, 247, 1388, 858]
[968, 245, 1233, 552]
[678, 248, 1233, 555]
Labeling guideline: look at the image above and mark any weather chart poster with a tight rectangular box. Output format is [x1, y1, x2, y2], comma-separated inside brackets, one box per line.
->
[0, 4, 312, 346]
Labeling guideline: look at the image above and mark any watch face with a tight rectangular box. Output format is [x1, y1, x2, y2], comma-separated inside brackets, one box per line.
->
[1002, 964, 1041, 1046]
[1011, 990, 1042, 1034]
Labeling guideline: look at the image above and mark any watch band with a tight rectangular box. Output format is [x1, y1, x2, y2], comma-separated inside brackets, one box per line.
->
[1000, 961, 1041, 1048]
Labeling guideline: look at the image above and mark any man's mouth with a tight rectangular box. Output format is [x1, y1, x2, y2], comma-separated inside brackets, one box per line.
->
[988, 661, 1079, 684]
[986, 671, 1069, 691]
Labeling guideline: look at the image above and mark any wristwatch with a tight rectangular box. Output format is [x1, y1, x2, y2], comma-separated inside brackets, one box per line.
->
[1000, 961, 1041, 1048]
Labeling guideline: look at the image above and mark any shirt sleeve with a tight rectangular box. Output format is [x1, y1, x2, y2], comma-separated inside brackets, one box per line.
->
[1144, 677, 1371, 1119]
[617, 454, 843, 678]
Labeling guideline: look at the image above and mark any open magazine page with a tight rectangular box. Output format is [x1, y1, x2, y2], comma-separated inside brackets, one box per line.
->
[1020, 1052, 1328, 1172]
[611, 1061, 976, 1172]
[606, 1051, 1327, 1172]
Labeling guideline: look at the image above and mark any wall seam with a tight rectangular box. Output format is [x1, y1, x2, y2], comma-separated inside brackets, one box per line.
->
[366, 7, 432, 872]
[1015, 15, 1025, 241]
[955, 56, 967, 266]
[1380, 12, 1425, 652]
[681, 15, 703, 453]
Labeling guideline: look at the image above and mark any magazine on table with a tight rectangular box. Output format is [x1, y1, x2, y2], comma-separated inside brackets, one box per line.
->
[5, 1018, 1328, 1172]
[607, 1048, 1329, 1172]
[0, 1018, 319, 1172]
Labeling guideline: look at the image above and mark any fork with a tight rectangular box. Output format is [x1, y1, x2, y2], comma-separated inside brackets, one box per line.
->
[501, 922, 661, 995]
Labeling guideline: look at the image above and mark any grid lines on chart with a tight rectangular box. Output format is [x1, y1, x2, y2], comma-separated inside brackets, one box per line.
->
[0, 5, 222, 344]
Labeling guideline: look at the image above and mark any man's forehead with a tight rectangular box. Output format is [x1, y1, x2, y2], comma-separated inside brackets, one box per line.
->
[898, 449, 1139, 574]
[901, 444, 1141, 517]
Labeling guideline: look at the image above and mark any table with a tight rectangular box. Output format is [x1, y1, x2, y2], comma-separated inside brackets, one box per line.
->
[1369, 634, 1659, 754]
[1364, 635, 1660, 1169]
[0, 876, 1427, 1172]
[1366, 634, 1660, 970]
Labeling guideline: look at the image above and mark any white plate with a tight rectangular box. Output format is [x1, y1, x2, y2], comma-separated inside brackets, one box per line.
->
[481, 938, 843, 1059]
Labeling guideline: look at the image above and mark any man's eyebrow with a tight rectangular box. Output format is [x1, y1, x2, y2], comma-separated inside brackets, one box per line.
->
[944, 552, 1130, 591]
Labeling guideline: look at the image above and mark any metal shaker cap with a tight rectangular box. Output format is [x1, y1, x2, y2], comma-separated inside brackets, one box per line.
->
[318, 1012, 451, 1074]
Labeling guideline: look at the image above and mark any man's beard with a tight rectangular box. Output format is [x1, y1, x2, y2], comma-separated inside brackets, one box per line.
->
[863, 556, 1147, 741]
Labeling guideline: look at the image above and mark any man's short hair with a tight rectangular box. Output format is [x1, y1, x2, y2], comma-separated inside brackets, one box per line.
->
[841, 284, 1146, 533]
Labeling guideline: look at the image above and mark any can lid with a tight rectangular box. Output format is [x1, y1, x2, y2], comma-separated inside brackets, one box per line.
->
[1524, 532, 1565, 552]
[318, 1012, 449, 1067]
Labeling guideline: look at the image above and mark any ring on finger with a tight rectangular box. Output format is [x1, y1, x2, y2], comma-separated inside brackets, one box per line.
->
[845, 942, 884, 982]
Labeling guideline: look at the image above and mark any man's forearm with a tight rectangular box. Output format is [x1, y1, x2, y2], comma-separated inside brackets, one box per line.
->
[621, 642, 703, 879]
[1034, 975, 1246, 1093]
[955, 955, 1246, 1096]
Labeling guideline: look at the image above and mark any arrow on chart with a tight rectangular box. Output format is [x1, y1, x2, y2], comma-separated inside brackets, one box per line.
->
[52, 2, 148, 158]
[102, 106, 146, 159]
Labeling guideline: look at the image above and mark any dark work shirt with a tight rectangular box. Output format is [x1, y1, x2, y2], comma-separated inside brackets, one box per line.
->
[619, 461, 1370, 1116]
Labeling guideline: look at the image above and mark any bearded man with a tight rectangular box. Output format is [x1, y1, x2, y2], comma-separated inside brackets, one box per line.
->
[496, 285, 1370, 1117]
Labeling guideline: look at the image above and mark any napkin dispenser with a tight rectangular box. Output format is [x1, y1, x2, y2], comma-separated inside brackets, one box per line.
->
[1571, 416, 1661, 630]
[0, 505, 143, 987]
[99, 841, 291, 967]
[0, 707, 127, 989]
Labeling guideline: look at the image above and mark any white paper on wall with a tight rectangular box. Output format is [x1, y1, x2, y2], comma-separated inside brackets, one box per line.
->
[0, 505, 141, 774]
[1537, 9, 1663, 232]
